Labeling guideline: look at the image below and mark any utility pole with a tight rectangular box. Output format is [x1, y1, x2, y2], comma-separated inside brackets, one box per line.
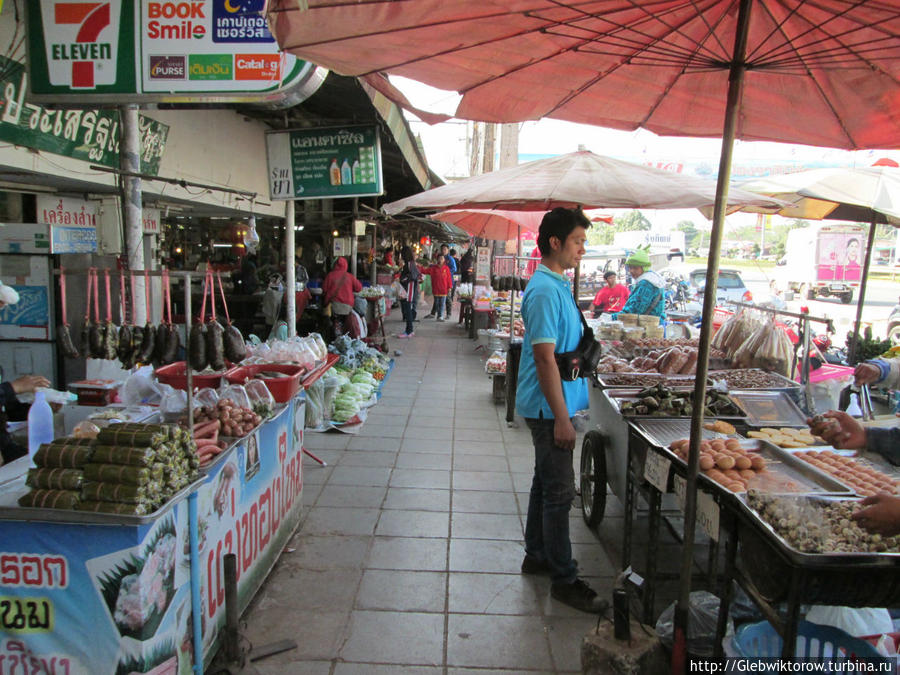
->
[120, 105, 146, 323]
[482, 123, 496, 173]
[469, 122, 483, 176]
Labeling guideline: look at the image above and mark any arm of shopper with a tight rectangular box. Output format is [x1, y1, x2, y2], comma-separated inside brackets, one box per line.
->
[851, 494, 900, 536]
[865, 427, 900, 465]
[532, 343, 576, 451]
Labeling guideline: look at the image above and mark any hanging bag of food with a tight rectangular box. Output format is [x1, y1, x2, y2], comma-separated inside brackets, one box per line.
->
[188, 270, 209, 372]
[58, 268, 80, 359]
[117, 271, 134, 368]
[129, 272, 145, 362]
[205, 269, 226, 371]
[102, 269, 118, 360]
[216, 270, 247, 363]
[161, 269, 181, 365]
[138, 269, 156, 363]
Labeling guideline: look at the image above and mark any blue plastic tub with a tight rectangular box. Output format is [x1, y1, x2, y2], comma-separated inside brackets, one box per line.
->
[734, 620, 882, 660]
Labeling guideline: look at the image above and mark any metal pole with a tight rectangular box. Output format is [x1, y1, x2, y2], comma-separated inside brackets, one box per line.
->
[185, 272, 193, 430]
[224, 553, 240, 663]
[120, 105, 147, 324]
[350, 197, 359, 278]
[285, 200, 296, 337]
[371, 221, 378, 285]
[847, 219, 877, 364]
[672, 0, 752, 672]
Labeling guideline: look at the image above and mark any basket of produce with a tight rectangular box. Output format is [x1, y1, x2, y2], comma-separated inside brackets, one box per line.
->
[224, 363, 306, 403]
[155, 361, 231, 391]
[736, 493, 900, 606]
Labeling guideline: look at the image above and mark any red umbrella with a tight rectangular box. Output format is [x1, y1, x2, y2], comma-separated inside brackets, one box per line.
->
[432, 209, 546, 241]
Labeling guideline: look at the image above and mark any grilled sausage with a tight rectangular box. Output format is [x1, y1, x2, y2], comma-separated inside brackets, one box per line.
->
[59, 324, 80, 359]
[138, 322, 156, 363]
[223, 323, 246, 363]
[188, 323, 207, 371]
[206, 320, 226, 371]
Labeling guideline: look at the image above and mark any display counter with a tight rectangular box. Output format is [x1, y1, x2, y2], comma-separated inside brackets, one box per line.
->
[0, 396, 306, 674]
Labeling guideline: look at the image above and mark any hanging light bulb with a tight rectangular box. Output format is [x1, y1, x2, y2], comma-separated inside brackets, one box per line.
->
[332, 229, 339, 237]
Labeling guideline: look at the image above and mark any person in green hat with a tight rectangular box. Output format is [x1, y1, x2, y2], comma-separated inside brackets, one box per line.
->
[610, 246, 666, 324]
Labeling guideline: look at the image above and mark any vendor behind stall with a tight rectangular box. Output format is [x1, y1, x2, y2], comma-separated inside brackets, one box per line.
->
[610, 247, 666, 324]
[322, 256, 362, 337]
[0, 283, 51, 465]
[591, 271, 629, 318]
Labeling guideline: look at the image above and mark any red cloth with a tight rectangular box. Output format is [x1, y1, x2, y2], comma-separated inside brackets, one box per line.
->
[428, 263, 453, 296]
[322, 257, 362, 306]
[525, 247, 541, 276]
[592, 283, 630, 313]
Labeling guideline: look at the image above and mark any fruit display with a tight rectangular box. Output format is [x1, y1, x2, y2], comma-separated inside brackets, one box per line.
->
[794, 450, 900, 497]
[617, 384, 743, 417]
[746, 492, 900, 554]
[747, 427, 820, 448]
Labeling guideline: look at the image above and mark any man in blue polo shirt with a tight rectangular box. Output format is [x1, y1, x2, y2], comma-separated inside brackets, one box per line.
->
[516, 207, 607, 614]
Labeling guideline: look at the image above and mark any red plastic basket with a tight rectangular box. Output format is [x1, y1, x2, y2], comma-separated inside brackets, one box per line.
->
[155, 361, 230, 391]
[712, 307, 734, 332]
[223, 363, 306, 402]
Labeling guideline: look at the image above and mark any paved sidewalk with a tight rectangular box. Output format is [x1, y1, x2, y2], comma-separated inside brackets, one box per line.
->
[243, 301, 621, 674]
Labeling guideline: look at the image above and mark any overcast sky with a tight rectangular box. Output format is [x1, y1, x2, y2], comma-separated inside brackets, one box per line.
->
[392, 77, 900, 233]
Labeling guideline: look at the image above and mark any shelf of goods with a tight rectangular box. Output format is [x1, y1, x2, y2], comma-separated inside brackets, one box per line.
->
[583, 375, 900, 643]
[0, 398, 306, 673]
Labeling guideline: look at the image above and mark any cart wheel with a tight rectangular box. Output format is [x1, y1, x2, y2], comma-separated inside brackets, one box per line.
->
[580, 430, 607, 528]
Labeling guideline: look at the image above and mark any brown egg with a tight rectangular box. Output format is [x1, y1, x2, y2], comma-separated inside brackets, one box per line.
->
[710, 440, 725, 452]
[724, 439, 742, 451]
[749, 456, 766, 471]
[734, 456, 752, 470]
[699, 456, 715, 471]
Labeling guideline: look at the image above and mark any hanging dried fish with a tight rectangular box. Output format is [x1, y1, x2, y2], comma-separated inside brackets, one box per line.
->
[131, 324, 144, 361]
[90, 321, 106, 359]
[103, 321, 118, 360]
[117, 324, 133, 368]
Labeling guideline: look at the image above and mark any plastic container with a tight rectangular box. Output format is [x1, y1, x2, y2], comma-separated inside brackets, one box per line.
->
[27, 391, 54, 464]
[223, 363, 305, 403]
[155, 361, 229, 391]
[807, 363, 855, 384]
[733, 620, 882, 660]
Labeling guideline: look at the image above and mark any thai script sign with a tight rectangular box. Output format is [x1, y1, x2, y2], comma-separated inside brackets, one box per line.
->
[37, 196, 99, 254]
[25, 0, 326, 105]
[265, 125, 384, 200]
[0, 57, 169, 175]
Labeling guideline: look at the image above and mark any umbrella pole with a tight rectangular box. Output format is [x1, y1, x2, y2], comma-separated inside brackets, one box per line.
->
[672, 0, 752, 671]
[847, 219, 877, 364]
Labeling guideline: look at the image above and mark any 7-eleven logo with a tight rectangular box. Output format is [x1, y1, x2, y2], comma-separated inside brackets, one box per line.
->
[40, 2, 121, 89]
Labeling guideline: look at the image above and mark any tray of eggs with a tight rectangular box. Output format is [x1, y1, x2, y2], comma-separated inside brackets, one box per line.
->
[792, 450, 900, 497]
[666, 438, 854, 496]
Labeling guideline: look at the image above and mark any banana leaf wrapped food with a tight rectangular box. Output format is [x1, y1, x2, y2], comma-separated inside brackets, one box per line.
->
[96, 425, 170, 448]
[81, 481, 159, 505]
[33, 441, 95, 468]
[83, 462, 164, 486]
[76, 500, 152, 516]
[26, 468, 84, 491]
[91, 445, 157, 467]
[18, 489, 80, 509]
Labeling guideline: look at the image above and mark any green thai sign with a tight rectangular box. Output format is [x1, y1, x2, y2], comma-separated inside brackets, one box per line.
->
[264, 125, 383, 201]
[0, 57, 169, 175]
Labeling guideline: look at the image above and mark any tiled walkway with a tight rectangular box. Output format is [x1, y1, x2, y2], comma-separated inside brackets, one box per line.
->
[243, 302, 621, 674]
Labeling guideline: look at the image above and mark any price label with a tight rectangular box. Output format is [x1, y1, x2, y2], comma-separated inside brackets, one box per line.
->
[697, 490, 720, 542]
[643, 452, 671, 493]
[673, 474, 686, 512]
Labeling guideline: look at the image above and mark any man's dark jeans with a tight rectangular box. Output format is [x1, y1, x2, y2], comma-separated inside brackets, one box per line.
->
[524, 417, 578, 584]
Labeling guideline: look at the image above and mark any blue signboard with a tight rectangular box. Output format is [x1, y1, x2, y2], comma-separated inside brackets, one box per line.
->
[50, 226, 98, 255]
[212, 0, 276, 43]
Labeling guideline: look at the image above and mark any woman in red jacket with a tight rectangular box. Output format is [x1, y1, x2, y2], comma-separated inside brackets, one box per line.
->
[322, 256, 362, 336]
[427, 254, 453, 321]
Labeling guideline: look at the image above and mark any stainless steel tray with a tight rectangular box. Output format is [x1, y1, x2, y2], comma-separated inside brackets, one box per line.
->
[708, 369, 801, 391]
[729, 390, 808, 427]
[606, 388, 745, 419]
[732, 439, 853, 495]
[737, 493, 900, 564]
[631, 418, 732, 447]
[595, 373, 695, 389]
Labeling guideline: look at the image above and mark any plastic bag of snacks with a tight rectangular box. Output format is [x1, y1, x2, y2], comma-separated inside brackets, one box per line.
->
[245, 379, 276, 420]
[218, 384, 252, 411]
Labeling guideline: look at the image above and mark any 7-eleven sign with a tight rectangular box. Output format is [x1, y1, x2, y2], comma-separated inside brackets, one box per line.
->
[39, 2, 121, 88]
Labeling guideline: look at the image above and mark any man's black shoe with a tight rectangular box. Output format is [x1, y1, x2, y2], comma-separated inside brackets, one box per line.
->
[550, 578, 609, 614]
[520, 554, 551, 575]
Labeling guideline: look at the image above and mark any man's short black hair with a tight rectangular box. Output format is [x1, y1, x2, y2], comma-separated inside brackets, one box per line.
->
[449, 248, 457, 255]
[537, 207, 591, 256]
[603, 270, 617, 281]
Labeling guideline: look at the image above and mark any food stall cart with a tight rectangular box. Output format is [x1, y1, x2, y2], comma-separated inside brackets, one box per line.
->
[0, 397, 305, 674]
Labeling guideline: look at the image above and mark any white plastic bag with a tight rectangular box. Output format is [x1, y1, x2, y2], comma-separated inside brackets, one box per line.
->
[123, 366, 163, 405]
[245, 379, 275, 419]
[805, 606, 894, 638]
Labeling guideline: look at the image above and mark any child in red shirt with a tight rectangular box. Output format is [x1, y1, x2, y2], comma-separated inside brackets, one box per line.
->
[428, 254, 453, 321]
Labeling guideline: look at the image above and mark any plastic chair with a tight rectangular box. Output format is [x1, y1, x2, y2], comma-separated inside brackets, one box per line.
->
[734, 620, 883, 661]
